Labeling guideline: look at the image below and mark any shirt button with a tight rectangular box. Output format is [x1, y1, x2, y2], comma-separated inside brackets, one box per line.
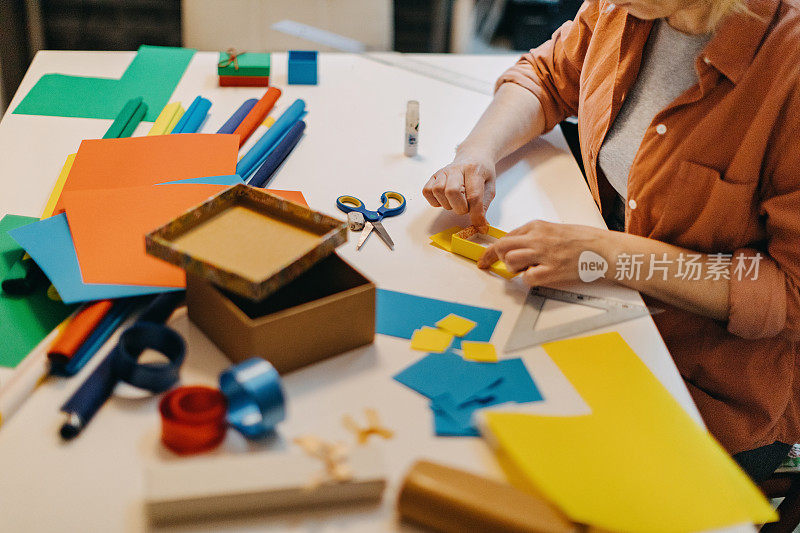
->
[655, 124, 667, 135]
[703, 56, 711, 64]
[605, 3, 616, 12]
[628, 199, 637, 210]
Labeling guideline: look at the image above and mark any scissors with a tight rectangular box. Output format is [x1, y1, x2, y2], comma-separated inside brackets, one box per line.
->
[336, 191, 406, 250]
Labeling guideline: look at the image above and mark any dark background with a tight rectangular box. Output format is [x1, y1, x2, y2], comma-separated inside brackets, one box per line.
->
[0, 0, 582, 112]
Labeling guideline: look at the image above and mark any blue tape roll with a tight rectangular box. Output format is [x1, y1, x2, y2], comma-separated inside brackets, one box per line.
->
[111, 322, 185, 393]
[219, 358, 286, 439]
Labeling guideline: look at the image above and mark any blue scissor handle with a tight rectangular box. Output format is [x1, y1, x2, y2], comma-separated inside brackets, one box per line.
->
[336, 191, 406, 222]
[377, 191, 406, 218]
[336, 195, 380, 221]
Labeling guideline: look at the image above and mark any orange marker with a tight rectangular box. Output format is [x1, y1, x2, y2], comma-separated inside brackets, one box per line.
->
[232, 87, 281, 147]
[48, 300, 114, 365]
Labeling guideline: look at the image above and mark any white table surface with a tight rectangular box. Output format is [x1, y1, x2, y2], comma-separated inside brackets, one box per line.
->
[0, 51, 748, 532]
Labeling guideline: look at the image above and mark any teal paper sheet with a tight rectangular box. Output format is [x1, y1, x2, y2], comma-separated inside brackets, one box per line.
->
[13, 46, 195, 121]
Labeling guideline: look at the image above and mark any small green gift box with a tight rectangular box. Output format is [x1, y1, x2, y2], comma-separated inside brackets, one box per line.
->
[217, 52, 271, 77]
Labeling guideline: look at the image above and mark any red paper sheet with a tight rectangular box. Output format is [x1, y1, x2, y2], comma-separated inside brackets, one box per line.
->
[54, 134, 239, 213]
[64, 184, 230, 287]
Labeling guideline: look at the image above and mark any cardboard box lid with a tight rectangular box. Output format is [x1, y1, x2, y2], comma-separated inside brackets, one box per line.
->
[146, 184, 347, 301]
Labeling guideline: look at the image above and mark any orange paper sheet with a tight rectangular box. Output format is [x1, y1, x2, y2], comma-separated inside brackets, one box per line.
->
[64, 184, 230, 287]
[266, 189, 307, 207]
[53, 134, 239, 213]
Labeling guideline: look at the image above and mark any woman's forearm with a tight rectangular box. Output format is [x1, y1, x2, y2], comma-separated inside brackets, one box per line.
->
[602, 231, 730, 320]
[457, 83, 547, 163]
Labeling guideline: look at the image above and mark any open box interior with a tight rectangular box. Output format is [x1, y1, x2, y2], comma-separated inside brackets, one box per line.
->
[220, 253, 372, 320]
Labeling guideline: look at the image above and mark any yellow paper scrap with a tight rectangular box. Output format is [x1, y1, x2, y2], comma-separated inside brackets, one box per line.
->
[483, 332, 777, 532]
[41, 153, 76, 218]
[148, 102, 184, 136]
[461, 341, 498, 362]
[430, 226, 516, 279]
[436, 314, 477, 337]
[410, 327, 454, 353]
[262, 115, 276, 128]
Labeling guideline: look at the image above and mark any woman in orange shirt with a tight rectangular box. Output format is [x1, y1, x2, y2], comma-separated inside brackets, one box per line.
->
[423, 0, 800, 481]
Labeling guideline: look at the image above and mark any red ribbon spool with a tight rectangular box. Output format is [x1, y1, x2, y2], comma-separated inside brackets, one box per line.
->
[160, 386, 228, 455]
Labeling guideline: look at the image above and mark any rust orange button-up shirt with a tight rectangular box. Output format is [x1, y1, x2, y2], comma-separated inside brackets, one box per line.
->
[498, 0, 800, 453]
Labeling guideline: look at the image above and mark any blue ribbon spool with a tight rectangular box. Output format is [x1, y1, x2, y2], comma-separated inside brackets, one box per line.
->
[219, 358, 286, 439]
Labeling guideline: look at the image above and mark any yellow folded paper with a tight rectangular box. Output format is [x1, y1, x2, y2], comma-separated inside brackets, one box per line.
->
[430, 226, 516, 279]
[482, 332, 777, 532]
[148, 102, 185, 136]
[41, 153, 76, 218]
[410, 327, 454, 353]
[436, 314, 477, 337]
[461, 341, 498, 362]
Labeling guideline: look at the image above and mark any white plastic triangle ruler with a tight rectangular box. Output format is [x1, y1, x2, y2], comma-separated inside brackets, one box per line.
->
[504, 286, 661, 352]
[271, 20, 493, 95]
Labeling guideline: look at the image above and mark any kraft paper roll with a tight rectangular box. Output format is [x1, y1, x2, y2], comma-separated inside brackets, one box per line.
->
[397, 461, 576, 533]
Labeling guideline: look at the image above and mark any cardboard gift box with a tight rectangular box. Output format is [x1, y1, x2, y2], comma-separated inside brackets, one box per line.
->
[147, 185, 375, 373]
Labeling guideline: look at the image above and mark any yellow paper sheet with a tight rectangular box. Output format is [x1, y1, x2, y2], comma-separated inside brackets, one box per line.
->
[430, 226, 516, 279]
[148, 102, 184, 136]
[461, 341, 498, 362]
[482, 332, 776, 532]
[41, 154, 76, 219]
[436, 313, 477, 337]
[262, 116, 276, 127]
[410, 327, 454, 353]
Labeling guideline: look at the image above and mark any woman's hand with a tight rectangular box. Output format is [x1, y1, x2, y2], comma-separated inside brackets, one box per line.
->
[478, 220, 608, 285]
[422, 150, 497, 230]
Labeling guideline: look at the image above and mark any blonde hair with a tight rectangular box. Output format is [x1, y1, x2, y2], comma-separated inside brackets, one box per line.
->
[705, 0, 761, 32]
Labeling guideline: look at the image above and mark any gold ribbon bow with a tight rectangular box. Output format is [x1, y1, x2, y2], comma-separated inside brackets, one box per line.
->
[218, 48, 245, 70]
[294, 436, 353, 487]
[342, 408, 394, 445]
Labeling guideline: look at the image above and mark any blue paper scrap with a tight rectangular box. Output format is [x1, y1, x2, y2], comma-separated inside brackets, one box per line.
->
[393, 352, 502, 404]
[394, 352, 543, 437]
[158, 175, 243, 186]
[376, 289, 502, 344]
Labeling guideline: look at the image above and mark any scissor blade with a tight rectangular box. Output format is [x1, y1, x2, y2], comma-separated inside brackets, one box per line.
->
[357, 223, 374, 250]
[372, 221, 394, 250]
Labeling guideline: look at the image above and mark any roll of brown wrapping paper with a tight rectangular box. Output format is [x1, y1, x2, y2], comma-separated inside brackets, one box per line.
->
[397, 461, 577, 533]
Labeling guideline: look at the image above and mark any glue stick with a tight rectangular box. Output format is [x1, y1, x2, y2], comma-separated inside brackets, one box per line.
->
[404, 100, 419, 157]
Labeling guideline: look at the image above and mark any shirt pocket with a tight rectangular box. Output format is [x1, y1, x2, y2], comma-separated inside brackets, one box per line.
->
[651, 160, 758, 252]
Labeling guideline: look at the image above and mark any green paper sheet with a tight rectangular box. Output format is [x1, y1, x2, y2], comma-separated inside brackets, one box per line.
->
[13, 46, 195, 121]
[0, 215, 75, 368]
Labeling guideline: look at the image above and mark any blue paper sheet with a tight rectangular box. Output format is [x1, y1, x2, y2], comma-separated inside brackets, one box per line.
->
[394, 352, 543, 437]
[393, 352, 502, 404]
[10, 174, 241, 303]
[158, 175, 243, 186]
[376, 289, 502, 343]
[430, 358, 543, 436]
[432, 407, 481, 437]
[8, 214, 178, 304]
